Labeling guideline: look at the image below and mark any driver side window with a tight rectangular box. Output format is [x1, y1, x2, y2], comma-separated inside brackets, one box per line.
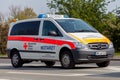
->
[42, 21, 62, 37]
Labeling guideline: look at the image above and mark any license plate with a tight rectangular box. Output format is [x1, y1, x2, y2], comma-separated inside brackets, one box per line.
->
[94, 51, 106, 56]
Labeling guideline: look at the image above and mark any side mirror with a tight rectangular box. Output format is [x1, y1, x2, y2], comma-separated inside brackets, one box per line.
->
[48, 31, 58, 36]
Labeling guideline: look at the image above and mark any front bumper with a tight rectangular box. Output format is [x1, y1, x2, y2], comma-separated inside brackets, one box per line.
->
[71, 48, 115, 63]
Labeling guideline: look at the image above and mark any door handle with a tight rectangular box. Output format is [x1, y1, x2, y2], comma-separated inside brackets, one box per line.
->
[40, 38, 44, 40]
[34, 37, 38, 40]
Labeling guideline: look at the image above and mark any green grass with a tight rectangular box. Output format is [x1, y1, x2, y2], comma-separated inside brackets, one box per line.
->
[115, 52, 120, 56]
[0, 53, 7, 57]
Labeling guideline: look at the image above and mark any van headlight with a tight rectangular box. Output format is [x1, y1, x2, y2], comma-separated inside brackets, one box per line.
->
[73, 42, 87, 49]
[109, 42, 114, 48]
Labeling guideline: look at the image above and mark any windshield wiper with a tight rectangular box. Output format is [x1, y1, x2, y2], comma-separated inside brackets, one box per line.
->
[75, 30, 97, 32]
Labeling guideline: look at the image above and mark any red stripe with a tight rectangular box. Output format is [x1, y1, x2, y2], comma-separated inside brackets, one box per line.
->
[8, 36, 75, 49]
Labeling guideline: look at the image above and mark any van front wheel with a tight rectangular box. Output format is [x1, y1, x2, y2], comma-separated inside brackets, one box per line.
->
[60, 51, 75, 69]
[96, 61, 110, 67]
[11, 51, 23, 68]
[44, 61, 55, 67]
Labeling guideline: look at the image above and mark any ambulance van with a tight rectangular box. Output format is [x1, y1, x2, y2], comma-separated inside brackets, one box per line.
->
[7, 14, 115, 68]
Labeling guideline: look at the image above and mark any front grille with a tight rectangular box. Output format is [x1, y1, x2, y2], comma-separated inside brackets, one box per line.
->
[88, 42, 109, 50]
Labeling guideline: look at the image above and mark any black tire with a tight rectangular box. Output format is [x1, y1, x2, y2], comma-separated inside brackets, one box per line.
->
[60, 51, 75, 69]
[96, 61, 110, 67]
[44, 61, 55, 67]
[11, 51, 23, 68]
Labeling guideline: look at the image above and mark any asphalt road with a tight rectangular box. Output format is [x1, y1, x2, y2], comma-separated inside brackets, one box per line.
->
[0, 59, 120, 80]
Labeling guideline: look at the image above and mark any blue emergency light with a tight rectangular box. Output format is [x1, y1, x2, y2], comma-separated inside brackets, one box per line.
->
[38, 14, 47, 18]
[37, 14, 69, 18]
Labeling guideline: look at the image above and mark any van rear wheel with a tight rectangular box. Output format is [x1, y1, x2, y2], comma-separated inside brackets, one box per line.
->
[11, 51, 23, 68]
[60, 51, 75, 69]
[96, 61, 110, 67]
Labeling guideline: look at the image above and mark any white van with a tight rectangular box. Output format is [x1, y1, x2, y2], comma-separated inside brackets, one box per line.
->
[6, 14, 114, 68]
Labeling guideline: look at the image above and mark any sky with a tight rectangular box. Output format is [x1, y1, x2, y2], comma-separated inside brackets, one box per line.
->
[0, 0, 50, 17]
[0, 0, 120, 17]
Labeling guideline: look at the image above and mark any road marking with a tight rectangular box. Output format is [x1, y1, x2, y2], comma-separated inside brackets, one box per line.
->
[0, 63, 11, 66]
[8, 71, 92, 76]
[0, 79, 10, 80]
[106, 66, 120, 72]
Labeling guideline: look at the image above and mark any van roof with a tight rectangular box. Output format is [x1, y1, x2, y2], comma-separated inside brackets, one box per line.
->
[11, 17, 76, 25]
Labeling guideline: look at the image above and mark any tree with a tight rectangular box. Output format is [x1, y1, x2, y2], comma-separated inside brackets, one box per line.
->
[9, 5, 21, 19]
[47, 0, 115, 31]
[0, 13, 9, 54]
[9, 6, 37, 21]
[0, 25, 2, 54]
[0, 13, 4, 54]
[0, 6, 37, 54]
[0, 23, 9, 54]
[0, 13, 4, 22]
[22, 7, 37, 19]
[105, 11, 120, 51]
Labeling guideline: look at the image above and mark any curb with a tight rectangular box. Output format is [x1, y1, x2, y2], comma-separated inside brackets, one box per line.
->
[0, 57, 8, 59]
[111, 59, 120, 61]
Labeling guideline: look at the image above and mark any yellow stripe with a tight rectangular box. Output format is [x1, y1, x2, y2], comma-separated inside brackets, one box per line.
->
[83, 38, 110, 44]
[68, 33, 86, 44]
[103, 36, 110, 44]
[68, 33, 110, 44]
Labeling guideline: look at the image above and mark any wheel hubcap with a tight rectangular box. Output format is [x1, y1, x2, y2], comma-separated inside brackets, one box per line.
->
[12, 54, 19, 65]
[62, 54, 70, 67]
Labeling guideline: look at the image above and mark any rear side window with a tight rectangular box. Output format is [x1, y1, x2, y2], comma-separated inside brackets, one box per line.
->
[10, 21, 40, 35]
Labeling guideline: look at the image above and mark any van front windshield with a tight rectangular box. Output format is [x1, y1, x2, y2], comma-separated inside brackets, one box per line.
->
[56, 19, 97, 33]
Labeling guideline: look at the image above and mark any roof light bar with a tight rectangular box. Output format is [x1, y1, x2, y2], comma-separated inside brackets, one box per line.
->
[38, 14, 69, 18]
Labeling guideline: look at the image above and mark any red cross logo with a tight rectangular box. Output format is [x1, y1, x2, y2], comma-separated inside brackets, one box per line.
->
[23, 43, 28, 50]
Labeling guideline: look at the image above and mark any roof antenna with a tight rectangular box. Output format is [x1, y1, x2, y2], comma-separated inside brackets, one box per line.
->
[50, 8, 56, 15]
